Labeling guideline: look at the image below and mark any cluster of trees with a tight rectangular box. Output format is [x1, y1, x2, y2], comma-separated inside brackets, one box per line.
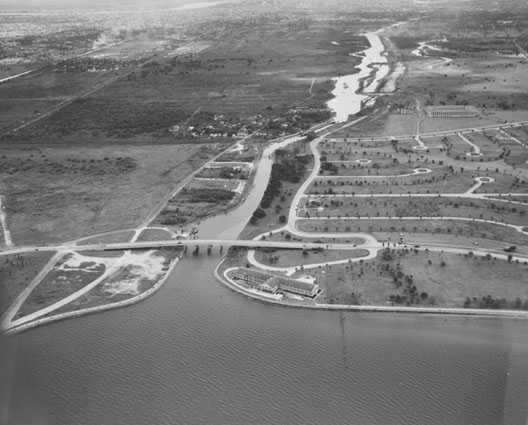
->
[463, 295, 528, 310]
[320, 161, 338, 175]
[250, 152, 311, 225]
[381, 249, 432, 306]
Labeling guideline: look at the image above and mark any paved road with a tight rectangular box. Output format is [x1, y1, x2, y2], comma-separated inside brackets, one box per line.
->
[0, 239, 377, 257]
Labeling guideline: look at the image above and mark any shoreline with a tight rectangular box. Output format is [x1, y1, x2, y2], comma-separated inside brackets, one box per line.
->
[4, 253, 182, 335]
[214, 259, 528, 320]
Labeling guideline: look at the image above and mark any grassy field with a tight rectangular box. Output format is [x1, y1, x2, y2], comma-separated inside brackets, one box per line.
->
[315, 249, 528, 308]
[155, 177, 244, 228]
[196, 165, 251, 180]
[77, 230, 135, 245]
[309, 168, 527, 195]
[297, 218, 528, 245]
[264, 230, 366, 245]
[0, 67, 135, 139]
[0, 98, 61, 133]
[2, 143, 224, 245]
[41, 248, 181, 316]
[0, 251, 55, 316]
[15, 252, 106, 317]
[3, 16, 368, 146]
[506, 125, 528, 143]
[301, 196, 528, 226]
[137, 228, 174, 242]
[216, 145, 259, 163]
[309, 170, 476, 194]
[254, 248, 369, 268]
[473, 174, 528, 193]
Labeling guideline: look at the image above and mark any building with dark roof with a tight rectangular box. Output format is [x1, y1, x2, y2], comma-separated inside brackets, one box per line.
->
[229, 268, 320, 299]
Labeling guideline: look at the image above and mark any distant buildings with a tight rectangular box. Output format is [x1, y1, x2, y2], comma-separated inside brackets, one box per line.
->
[425, 105, 479, 118]
[229, 268, 320, 298]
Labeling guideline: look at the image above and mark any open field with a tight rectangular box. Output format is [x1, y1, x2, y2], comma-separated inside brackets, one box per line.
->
[216, 144, 259, 163]
[40, 248, 181, 316]
[156, 185, 238, 228]
[15, 252, 106, 318]
[473, 174, 528, 193]
[77, 230, 135, 246]
[331, 110, 517, 139]
[137, 228, 175, 242]
[422, 133, 470, 156]
[2, 15, 373, 147]
[309, 169, 527, 194]
[254, 248, 369, 268]
[2, 143, 223, 245]
[264, 231, 366, 246]
[0, 251, 55, 315]
[0, 98, 61, 133]
[314, 249, 528, 308]
[309, 170, 475, 194]
[196, 164, 251, 180]
[297, 218, 528, 245]
[506, 125, 528, 142]
[464, 132, 504, 158]
[154, 170, 251, 229]
[301, 196, 528, 226]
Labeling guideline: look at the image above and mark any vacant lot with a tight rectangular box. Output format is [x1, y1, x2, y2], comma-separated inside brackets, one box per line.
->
[297, 218, 528, 245]
[464, 132, 503, 157]
[309, 168, 526, 195]
[0, 98, 61, 133]
[155, 179, 240, 228]
[309, 169, 475, 194]
[2, 143, 223, 245]
[16, 252, 106, 318]
[0, 68, 131, 138]
[315, 249, 528, 308]
[4, 17, 368, 146]
[254, 248, 369, 268]
[196, 165, 251, 180]
[0, 251, 55, 316]
[137, 228, 174, 242]
[41, 248, 181, 316]
[77, 230, 135, 246]
[301, 196, 528, 226]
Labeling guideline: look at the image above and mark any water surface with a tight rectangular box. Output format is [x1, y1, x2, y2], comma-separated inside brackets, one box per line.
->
[2, 256, 527, 425]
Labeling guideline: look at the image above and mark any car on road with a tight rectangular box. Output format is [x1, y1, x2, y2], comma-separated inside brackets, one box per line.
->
[504, 245, 517, 252]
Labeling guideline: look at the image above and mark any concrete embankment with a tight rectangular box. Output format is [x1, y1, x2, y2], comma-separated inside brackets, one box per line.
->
[214, 260, 528, 320]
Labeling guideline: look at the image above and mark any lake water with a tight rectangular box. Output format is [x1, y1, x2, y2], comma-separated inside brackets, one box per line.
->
[2, 256, 527, 425]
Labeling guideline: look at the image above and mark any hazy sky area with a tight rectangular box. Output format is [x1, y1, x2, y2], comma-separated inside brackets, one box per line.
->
[0, 0, 216, 11]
